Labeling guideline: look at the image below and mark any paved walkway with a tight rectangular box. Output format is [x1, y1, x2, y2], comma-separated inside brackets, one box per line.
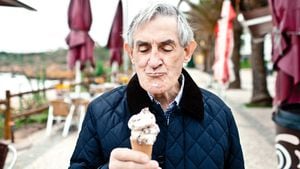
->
[6, 68, 277, 169]
[188, 68, 277, 169]
[7, 124, 78, 169]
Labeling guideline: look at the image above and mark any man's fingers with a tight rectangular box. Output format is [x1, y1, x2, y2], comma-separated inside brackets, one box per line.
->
[112, 160, 160, 169]
[111, 148, 149, 163]
[109, 148, 161, 169]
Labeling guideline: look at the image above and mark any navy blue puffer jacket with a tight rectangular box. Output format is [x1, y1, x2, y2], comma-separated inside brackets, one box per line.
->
[69, 69, 244, 169]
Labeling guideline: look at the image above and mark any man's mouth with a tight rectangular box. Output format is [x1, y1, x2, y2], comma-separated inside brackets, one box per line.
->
[146, 72, 166, 77]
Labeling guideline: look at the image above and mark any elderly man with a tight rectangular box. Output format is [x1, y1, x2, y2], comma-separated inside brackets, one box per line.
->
[69, 3, 244, 169]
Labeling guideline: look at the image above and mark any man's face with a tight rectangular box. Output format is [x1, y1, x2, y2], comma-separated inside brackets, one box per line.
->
[125, 16, 196, 97]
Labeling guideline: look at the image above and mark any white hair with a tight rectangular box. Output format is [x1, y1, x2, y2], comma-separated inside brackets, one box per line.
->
[124, 3, 194, 47]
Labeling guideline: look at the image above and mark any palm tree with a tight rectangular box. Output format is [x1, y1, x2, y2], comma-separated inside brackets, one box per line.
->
[179, 0, 222, 73]
[239, 0, 273, 106]
[229, 0, 243, 89]
[181, 0, 272, 106]
[180, 0, 242, 88]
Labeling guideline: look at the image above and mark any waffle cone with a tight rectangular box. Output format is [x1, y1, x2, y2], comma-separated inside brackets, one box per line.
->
[130, 140, 153, 158]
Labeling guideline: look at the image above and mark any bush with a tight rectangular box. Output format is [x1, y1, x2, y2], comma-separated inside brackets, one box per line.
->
[94, 60, 106, 76]
[240, 58, 251, 69]
[14, 110, 48, 129]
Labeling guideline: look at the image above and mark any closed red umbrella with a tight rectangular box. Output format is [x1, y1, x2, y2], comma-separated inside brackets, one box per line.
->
[66, 0, 95, 70]
[213, 0, 236, 85]
[269, 0, 300, 105]
[107, 0, 123, 67]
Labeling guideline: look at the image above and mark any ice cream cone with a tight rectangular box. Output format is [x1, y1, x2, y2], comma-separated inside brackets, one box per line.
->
[128, 107, 159, 159]
[131, 140, 153, 158]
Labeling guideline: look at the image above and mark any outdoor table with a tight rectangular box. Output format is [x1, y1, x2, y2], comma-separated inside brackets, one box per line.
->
[89, 82, 120, 98]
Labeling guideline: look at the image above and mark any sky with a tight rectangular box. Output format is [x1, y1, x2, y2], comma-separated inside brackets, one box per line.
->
[0, 0, 193, 53]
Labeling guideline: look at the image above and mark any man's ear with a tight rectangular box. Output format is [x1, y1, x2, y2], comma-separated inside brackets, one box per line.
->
[183, 40, 197, 63]
[124, 43, 134, 64]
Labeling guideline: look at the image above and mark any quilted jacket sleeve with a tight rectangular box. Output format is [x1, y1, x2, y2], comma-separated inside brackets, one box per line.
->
[69, 103, 108, 169]
[224, 107, 245, 169]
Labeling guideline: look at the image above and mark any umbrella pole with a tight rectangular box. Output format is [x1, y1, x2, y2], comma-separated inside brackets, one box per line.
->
[111, 61, 119, 83]
[216, 82, 227, 100]
[123, 0, 129, 72]
[75, 60, 81, 95]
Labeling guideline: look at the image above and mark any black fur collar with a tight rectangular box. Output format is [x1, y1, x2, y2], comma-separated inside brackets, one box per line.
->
[126, 68, 204, 121]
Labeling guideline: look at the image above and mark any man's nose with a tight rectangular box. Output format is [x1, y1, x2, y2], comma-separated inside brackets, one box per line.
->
[148, 50, 163, 68]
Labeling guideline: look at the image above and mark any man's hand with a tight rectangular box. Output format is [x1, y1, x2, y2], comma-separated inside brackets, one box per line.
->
[109, 148, 161, 169]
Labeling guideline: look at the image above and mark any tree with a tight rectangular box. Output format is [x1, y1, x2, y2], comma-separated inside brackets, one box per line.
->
[178, 0, 222, 73]
[239, 0, 273, 106]
[181, 0, 272, 106]
[180, 0, 242, 88]
[228, 0, 243, 89]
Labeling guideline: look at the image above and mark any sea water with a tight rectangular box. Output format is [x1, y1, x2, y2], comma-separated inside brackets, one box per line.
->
[0, 73, 58, 100]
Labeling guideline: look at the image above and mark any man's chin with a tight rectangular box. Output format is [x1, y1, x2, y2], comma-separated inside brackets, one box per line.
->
[140, 82, 165, 95]
[147, 87, 165, 96]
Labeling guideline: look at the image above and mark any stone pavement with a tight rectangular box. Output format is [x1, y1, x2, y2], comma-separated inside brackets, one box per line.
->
[6, 68, 278, 169]
[6, 124, 78, 169]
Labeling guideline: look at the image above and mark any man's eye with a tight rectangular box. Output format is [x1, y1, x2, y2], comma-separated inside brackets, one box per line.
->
[162, 45, 173, 52]
[138, 46, 149, 53]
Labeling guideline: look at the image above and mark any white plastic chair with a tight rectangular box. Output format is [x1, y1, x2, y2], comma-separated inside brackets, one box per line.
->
[71, 98, 89, 134]
[0, 142, 17, 169]
[46, 99, 75, 137]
